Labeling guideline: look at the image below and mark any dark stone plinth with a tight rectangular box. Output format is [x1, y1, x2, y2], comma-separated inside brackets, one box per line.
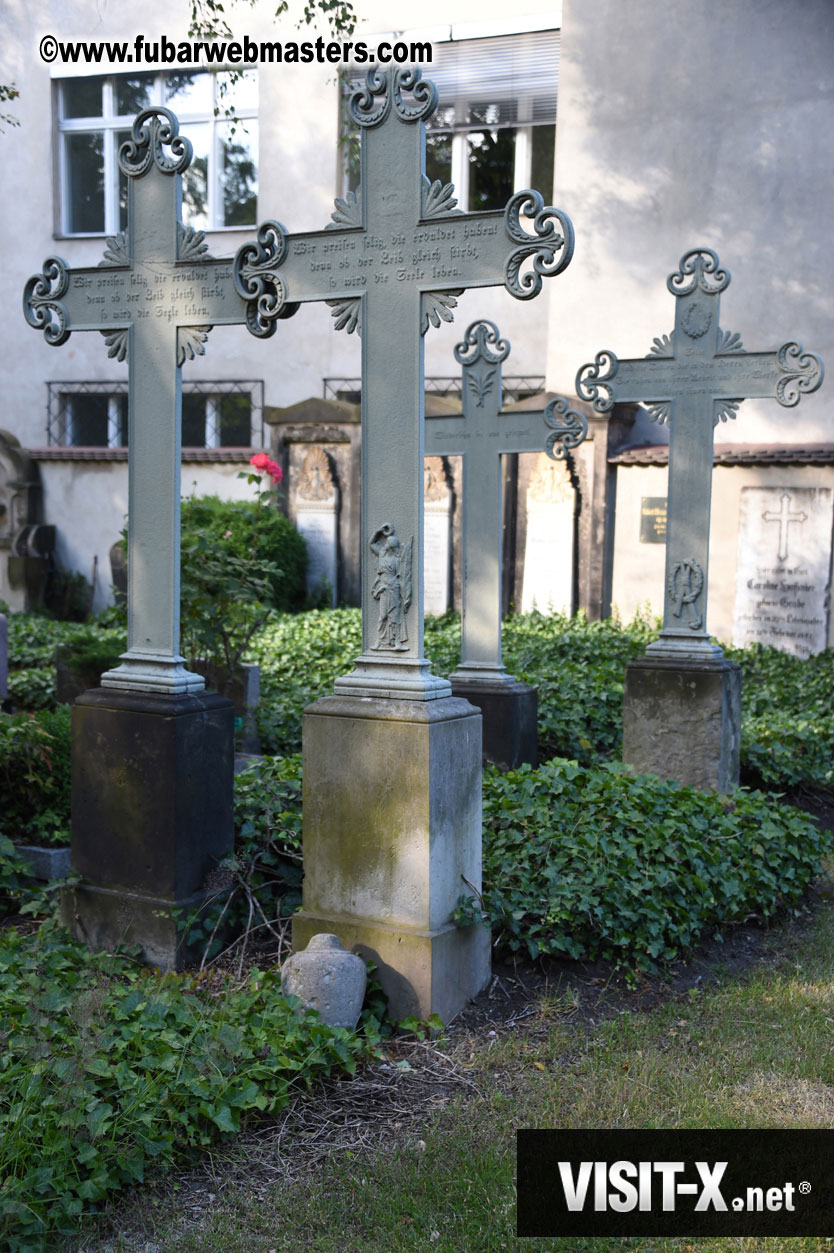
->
[450, 680, 538, 770]
[622, 655, 742, 792]
[65, 687, 235, 968]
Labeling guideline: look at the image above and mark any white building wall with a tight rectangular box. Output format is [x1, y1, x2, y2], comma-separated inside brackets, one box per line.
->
[548, 0, 833, 445]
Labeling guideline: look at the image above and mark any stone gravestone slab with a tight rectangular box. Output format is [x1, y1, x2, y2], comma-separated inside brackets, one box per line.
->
[521, 452, 576, 615]
[578, 247, 824, 790]
[233, 68, 574, 1020]
[294, 447, 339, 606]
[733, 486, 833, 657]
[423, 456, 452, 615]
[425, 318, 587, 769]
[22, 108, 263, 966]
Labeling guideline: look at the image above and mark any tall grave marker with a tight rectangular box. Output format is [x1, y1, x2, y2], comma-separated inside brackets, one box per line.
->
[232, 68, 574, 1019]
[425, 318, 587, 768]
[578, 247, 824, 790]
[23, 108, 262, 965]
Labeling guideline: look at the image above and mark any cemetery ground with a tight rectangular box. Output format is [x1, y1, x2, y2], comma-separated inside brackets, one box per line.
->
[2, 605, 834, 1249]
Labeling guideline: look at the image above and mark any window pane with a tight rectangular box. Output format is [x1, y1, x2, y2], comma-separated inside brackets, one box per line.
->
[425, 132, 452, 188]
[117, 396, 129, 446]
[217, 70, 257, 114]
[116, 73, 155, 116]
[66, 132, 104, 232]
[71, 395, 108, 446]
[219, 394, 251, 446]
[531, 124, 555, 200]
[467, 127, 515, 211]
[180, 124, 210, 231]
[62, 77, 104, 118]
[117, 129, 131, 231]
[182, 395, 206, 447]
[220, 121, 257, 227]
[165, 71, 212, 116]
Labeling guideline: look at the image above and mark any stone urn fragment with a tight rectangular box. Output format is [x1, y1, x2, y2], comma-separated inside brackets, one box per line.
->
[281, 933, 367, 1029]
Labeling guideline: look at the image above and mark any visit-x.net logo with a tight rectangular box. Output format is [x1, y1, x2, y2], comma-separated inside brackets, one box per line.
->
[517, 1130, 834, 1236]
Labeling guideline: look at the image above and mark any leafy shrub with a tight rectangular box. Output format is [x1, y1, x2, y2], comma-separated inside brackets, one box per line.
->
[0, 707, 71, 846]
[0, 921, 371, 1250]
[7, 667, 57, 710]
[181, 494, 307, 614]
[470, 757, 830, 973]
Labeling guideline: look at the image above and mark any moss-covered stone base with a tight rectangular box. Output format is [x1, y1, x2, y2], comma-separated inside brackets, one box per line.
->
[295, 693, 490, 1022]
[69, 687, 235, 968]
[449, 679, 538, 770]
[622, 655, 742, 792]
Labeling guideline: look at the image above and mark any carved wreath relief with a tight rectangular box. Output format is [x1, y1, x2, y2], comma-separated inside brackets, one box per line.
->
[369, 523, 413, 650]
[668, 558, 704, 630]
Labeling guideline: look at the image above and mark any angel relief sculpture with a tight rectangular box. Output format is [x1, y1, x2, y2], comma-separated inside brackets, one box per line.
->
[369, 523, 413, 650]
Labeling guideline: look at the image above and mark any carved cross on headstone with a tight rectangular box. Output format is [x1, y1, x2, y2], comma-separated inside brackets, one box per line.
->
[425, 318, 587, 683]
[233, 67, 574, 699]
[763, 492, 807, 563]
[23, 108, 262, 694]
[577, 247, 824, 657]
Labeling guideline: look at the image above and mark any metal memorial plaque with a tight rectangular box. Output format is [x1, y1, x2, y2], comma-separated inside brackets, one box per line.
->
[23, 108, 256, 694]
[733, 486, 833, 657]
[640, 497, 668, 543]
[578, 248, 824, 659]
[425, 318, 587, 683]
[233, 68, 574, 699]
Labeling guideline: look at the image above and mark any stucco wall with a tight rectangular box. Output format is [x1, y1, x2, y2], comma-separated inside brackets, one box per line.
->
[549, 0, 833, 447]
[36, 456, 258, 613]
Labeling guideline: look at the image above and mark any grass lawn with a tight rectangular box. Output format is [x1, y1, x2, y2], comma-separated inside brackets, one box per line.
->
[68, 873, 834, 1253]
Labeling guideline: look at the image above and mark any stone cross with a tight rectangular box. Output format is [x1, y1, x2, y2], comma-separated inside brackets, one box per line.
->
[762, 492, 807, 563]
[577, 247, 824, 658]
[23, 108, 257, 694]
[424, 318, 587, 683]
[232, 67, 574, 700]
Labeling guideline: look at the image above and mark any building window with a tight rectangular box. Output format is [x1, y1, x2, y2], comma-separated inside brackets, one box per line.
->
[57, 70, 258, 236]
[47, 381, 264, 448]
[345, 30, 559, 209]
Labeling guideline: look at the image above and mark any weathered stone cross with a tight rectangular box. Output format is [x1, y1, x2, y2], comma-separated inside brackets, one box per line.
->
[424, 317, 587, 684]
[232, 67, 574, 699]
[23, 108, 259, 694]
[577, 247, 824, 658]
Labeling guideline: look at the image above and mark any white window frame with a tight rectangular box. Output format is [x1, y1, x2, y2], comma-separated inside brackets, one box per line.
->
[57, 70, 258, 237]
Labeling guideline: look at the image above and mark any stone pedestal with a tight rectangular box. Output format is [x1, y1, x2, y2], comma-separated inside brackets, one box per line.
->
[64, 688, 235, 969]
[450, 679, 538, 771]
[294, 694, 490, 1023]
[622, 656, 742, 792]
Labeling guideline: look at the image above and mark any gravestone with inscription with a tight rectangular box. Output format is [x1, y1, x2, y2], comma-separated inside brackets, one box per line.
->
[733, 487, 833, 657]
[23, 108, 262, 966]
[521, 453, 576, 616]
[578, 247, 824, 790]
[294, 446, 340, 606]
[423, 456, 453, 615]
[231, 68, 574, 1020]
[425, 318, 587, 769]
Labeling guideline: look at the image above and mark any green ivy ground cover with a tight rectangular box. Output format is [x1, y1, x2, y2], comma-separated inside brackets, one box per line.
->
[475, 758, 829, 971]
[0, 920, 375, 1252]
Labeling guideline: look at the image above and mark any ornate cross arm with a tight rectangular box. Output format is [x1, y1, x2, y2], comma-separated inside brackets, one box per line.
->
[576, 344, 824, 414]
[23, 257, 70, 346]
[544, 397, 589, 460]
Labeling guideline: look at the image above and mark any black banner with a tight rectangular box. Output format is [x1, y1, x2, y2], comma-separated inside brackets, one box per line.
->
[517, 1129, 834, 1236]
